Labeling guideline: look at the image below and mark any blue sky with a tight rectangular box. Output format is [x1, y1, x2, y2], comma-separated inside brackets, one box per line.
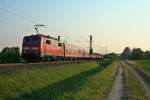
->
[0, 0, 150, 53]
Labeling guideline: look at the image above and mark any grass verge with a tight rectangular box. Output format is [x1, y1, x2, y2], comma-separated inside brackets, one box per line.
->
[0, 61, 117, 100]
[122, 62, 146, 100]
[134, 60, 150, 84]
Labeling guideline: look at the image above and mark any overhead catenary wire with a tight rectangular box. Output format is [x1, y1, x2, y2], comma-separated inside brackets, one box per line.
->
[0, 7, 36, 25]
[0, 19, 10, 25]
[0, 0, 38, 23]
[80, 35, 90, 43]
[0, 12, 24, 26]
[0, 0, 38, 25]
[0, 1, 86, 38]
[0, 1, 61, 35]
[0, 13, 9, 25]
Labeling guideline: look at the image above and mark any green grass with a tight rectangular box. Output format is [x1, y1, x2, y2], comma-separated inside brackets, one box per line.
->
[135, 60, 150, 73]
[134, 60, 150, 84]
[122, 62, 146, 100]
[0, 61, 118, 100]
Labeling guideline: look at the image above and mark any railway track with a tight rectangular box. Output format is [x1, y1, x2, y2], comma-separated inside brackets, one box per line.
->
[0, 60, 86, 72]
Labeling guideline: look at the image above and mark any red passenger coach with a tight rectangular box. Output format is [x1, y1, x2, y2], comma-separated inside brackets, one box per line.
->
[65, 44, 89, 59]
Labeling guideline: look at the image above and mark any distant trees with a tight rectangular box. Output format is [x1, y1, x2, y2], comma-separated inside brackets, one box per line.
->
[0, 47, 22, 63]
[104, 53, 119, 61]
[121, 47, 150, 60]
[130, 48, 144, 59]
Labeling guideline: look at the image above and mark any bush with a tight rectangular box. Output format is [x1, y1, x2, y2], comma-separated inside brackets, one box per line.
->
[104, 53, 118, 61]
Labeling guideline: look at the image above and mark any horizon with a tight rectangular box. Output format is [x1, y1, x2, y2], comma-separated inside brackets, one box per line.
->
[0, 0, 150, 53]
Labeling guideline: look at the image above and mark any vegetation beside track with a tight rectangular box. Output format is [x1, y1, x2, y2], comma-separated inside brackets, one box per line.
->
[122, 62, 146, 100]
[127, 60, 150, 84]
[0, 61, 117, 100]
[70, 61, 118, 100]
[134, 60, 150, 83]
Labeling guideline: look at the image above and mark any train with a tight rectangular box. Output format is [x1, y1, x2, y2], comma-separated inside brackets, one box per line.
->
[22, 34, 103, 62]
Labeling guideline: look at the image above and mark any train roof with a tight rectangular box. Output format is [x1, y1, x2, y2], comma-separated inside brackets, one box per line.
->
[92, 52, 104, 57]
[25, 34, 59, 41]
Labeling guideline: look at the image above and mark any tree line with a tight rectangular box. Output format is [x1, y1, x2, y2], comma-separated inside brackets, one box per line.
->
[121, 47, 150, 60]
[0, 47, 22, 63]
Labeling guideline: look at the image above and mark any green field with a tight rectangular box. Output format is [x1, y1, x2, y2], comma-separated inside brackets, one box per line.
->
[0, 61, 118, 100]
[134, 60, 150, 83]
[135, 60, 150, 72]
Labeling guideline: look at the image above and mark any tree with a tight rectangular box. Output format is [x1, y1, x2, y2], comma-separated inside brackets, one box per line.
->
[130, 48, 144, 60]
[121, 47, 131, 59]
[0, 47, 21, 63]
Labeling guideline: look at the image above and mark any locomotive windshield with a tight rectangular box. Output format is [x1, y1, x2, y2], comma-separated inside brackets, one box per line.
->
[24, 36, 40, 43]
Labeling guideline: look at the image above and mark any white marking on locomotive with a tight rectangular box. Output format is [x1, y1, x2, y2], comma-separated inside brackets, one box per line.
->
[23, 47, 39, 50]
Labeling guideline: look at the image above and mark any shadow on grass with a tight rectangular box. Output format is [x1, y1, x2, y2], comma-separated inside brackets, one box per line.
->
[14, 66, 104, 100]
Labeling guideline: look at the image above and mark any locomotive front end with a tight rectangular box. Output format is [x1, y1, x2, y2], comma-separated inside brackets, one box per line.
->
[22, 35, 41, 62]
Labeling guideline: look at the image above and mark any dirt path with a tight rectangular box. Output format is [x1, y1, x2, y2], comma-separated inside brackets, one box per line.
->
[127, 63, 150, 99]
[107, 62, 124, 100]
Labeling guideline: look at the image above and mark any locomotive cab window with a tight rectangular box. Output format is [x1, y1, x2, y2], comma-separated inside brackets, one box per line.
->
[46, 40, 51, 44]
[58, 43, 62, 46]
[24, 37, 31, 43]
[24, 36, 39, 43]
[32, 37, 40, 43]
